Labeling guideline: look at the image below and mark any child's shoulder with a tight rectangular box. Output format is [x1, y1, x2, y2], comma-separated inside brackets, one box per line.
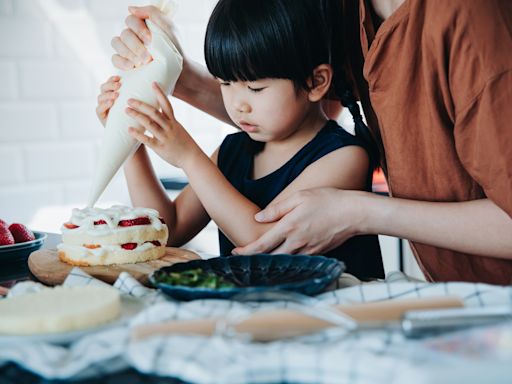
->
[320, 120, 365, 146]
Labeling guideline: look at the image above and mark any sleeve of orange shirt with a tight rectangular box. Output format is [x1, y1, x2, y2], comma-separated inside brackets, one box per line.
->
[451, 0, 512, 218]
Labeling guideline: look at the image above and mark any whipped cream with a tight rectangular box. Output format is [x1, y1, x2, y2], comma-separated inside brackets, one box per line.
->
[57, 241, 159, 259]
[61, 205, 164, 236]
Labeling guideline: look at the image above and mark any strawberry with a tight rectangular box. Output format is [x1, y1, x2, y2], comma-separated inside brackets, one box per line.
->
[118, 217, 151, 227]
[94, 220, 107, 225]
[0, 226, 15, 245]
[64, 222, 79, 229]
[0, 219, 8, 229]
[8, 223, 36, 243]
[121, 243, 137, 250]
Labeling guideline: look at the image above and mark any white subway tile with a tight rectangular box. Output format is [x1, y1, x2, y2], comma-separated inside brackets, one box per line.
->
[174, 0, 214, 23]
[87, 0, 147, 19]
[0, 103, 58, 141]
[180, 23, 207, 65]
[0, 146, 23, 185]
[59, 102, 104, 139]
[19, 60, 92, 99]
[13, 0, 86, 19]
[52, 21, 115, 82]
[24, 142, 94, 181]
[63, 173, 130, 207]
[0, 184, 63, 225]
[0, 0, 12, 16]
[0, 62, 17, 99]
[0, 20, 52, 57]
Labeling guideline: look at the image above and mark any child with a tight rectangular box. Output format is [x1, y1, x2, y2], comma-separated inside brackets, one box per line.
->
[96, 0, 384, 280]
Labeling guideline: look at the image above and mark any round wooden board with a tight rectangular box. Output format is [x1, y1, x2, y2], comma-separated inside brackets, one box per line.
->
[28, 248, 201, 286]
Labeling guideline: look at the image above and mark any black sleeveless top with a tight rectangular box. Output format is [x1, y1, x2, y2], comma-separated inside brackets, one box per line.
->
[217, 120, 384, 280]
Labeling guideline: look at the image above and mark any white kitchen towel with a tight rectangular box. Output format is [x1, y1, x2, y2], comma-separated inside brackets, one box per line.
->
[1, 267, 511, 383]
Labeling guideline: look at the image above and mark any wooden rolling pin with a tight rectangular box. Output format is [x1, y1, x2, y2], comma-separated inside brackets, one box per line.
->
[131, 295, 464, 342]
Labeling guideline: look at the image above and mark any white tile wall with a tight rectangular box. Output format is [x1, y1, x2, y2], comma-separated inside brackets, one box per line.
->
[0, 0, 422, 279]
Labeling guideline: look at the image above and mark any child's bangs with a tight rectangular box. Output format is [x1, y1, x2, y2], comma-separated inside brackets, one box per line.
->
[205, 27, 265, 82]
[205, 0, 302, 83]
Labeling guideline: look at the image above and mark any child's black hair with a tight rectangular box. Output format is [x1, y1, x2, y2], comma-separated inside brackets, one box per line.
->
[205, 0, 379, 168]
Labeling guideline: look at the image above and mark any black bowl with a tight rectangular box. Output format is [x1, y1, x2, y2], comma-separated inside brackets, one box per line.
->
[0, 231, 47, 264]
[149, 254, 344, 301]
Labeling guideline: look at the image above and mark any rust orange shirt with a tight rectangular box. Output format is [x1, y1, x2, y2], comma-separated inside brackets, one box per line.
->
[344, 0, 512, 284]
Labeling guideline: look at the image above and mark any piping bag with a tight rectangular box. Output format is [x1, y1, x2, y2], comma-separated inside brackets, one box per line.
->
[87, 0, 183, 207]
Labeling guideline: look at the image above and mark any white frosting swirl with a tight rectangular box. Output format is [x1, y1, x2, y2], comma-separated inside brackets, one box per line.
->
[61, 205, 163, 236]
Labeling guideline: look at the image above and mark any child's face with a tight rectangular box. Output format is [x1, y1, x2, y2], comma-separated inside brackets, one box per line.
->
[219, 78, 311, 142]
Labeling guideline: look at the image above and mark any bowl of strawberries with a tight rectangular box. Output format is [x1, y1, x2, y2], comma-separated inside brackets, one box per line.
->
[0, 220, 47, 264]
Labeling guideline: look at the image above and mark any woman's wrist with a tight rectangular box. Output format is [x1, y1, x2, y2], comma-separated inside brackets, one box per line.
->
[173, 58, 201, 101]
[349, 191, 392, 235]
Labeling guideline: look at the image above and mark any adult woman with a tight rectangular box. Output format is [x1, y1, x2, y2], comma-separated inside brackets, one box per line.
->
[109, 0, 512, 284]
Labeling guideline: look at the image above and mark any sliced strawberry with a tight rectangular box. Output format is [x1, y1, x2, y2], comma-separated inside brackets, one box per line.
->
[64, 222, 79, 229]
[0, 226, 15, 246]
[121, 243, 137, 250]
[94, 220, 107, 225]
[8, 223, 36, 243]
[118, 217, 151, 227]
[84, 244, 101, 249]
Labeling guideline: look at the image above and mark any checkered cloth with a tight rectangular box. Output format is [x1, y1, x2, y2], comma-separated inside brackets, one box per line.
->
[0, 267, 511, 383]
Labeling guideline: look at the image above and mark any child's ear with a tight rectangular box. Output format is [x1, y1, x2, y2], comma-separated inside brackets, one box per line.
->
[307, 64, 333, 102]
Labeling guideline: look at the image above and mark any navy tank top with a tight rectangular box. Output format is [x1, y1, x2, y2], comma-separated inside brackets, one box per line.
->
[217, 120, 384, 280]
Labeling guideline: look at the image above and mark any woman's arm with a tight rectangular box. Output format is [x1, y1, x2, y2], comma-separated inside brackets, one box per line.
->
[233, 189, 512, 259]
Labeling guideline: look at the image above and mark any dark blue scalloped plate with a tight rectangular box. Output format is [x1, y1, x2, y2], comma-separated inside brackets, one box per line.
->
[149, 254, 344, 301]
[0, 231, 47, 264]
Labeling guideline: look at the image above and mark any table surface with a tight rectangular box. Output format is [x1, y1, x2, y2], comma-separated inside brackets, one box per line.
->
[1, 232, 510, 383]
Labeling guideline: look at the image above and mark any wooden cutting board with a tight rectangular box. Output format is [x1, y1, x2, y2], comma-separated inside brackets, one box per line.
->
[28, 248, 201, 286]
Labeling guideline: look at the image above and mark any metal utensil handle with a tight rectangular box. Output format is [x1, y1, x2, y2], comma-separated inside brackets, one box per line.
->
[401, 305, 512, 338]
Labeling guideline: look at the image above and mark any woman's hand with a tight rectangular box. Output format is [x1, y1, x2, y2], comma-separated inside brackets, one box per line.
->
[126, 82, 202, 169]
[111, 5, 184, 70]
[96, 76, 121, 126]
[233, 188, 369, 255]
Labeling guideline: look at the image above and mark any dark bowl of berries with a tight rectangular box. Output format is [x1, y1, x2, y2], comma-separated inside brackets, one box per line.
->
[0, 220, 47, 264]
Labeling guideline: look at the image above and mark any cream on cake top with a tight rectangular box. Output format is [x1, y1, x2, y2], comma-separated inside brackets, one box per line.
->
[62, 205, 164, 235]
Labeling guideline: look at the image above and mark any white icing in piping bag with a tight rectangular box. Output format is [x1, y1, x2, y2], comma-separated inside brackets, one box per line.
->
[87, 0, 182, 207]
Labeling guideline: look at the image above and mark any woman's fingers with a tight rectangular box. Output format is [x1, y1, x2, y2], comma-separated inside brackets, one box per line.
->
[255, 194, 303, 223]
[112, 54, 135, 71]
[232, 228, 286, 255]
[125, 13, 152, 45]
[152, 82, 175, 120]
[111, 35, 142, 67]
[120, 26, 151, 64]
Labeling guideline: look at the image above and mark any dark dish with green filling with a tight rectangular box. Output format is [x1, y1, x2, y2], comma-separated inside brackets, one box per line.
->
[154, 268, 236, 289]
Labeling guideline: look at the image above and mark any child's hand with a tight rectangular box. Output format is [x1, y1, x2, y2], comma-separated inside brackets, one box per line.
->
[96, 76, 121, 126]
[125, 82, 202, 169]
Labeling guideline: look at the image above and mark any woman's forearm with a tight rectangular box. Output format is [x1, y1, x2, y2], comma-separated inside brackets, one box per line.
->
[173, 59, 233, 125]
[362, 194, 512, 259]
